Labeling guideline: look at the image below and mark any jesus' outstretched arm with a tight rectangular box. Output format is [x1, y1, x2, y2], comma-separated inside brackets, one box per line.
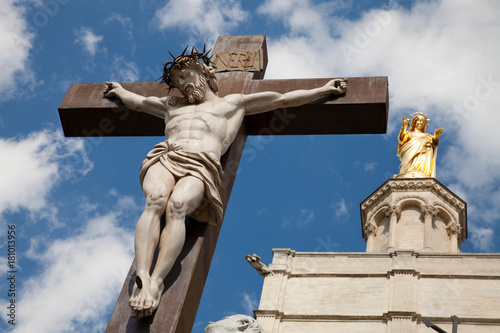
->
[103, 81, 168, 119]
[242, 78, 347, 115]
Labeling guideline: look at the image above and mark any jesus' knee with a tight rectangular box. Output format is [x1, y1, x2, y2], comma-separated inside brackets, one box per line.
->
[166, 194, 187, 221]
[145, 193, 168, 215]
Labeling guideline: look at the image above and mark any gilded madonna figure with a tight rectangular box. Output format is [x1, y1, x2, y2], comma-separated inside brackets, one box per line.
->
[396, 112, 443, 178]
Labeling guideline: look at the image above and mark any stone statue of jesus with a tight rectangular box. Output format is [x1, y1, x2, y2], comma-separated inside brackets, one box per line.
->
[103, 48, 347, 318]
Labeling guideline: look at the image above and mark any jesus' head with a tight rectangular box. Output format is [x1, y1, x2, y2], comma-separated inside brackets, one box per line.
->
[161, 47, 218, 103]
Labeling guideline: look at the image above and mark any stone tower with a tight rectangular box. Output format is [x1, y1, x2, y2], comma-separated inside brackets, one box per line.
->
[254, 177, 500, 332]
[360, 178, 466, 254]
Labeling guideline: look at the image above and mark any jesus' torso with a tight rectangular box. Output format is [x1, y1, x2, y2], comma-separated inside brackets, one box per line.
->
[163, 94, 246, 160]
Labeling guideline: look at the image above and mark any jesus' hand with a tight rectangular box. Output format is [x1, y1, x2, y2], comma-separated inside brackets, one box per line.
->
[324, 78, 347, 95]
[103, 81, 122, 98]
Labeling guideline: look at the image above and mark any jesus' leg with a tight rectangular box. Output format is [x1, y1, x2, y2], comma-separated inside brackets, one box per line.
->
[129, 162, 175, 317]
[145, 175, 206, 316]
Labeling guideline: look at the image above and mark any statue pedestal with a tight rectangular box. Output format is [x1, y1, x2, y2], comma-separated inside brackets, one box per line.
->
[360, 178, 467, 253]
[394, 170, 429, 178]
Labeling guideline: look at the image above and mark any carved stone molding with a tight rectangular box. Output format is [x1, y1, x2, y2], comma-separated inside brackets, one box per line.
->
[364, 223, 379, 250]
[383, 311, 419, 321]
[364, 223, 378, 236]
[394, 194, 429, 206]
[365, 203, 389, 227]
[447, 223, 461, 237]
[365, 203, 402, 229]
[384, 205, 401, 251]
[385, 205, 402, 219]
[420, 204, 439, 218]
[420, 204, 439, 250]
[361, 179, 466, 214]
[361, 183, 391, 210]
[433, 202, 458, 226]
[254, 309, 283, 318]
[387, 269, 420, 278]
[384, 312, 418, 333]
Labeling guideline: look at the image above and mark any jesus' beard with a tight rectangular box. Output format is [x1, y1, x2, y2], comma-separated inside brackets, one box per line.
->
[183, 75, 208, 104]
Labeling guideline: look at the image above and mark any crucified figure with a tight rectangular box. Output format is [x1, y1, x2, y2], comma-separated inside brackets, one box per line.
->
[103, 48, 347, 318]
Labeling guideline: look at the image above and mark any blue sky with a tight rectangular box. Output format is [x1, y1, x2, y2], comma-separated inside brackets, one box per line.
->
[1, 0, 500, 332]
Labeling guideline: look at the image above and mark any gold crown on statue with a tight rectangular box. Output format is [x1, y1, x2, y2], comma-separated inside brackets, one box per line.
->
[409, 112, 430, 126]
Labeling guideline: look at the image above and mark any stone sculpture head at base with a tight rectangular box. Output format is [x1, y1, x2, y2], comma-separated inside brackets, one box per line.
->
[205, 314, 263, 333]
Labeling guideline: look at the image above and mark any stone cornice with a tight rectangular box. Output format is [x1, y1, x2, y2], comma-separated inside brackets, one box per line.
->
[361, 178, 465, 212]
[360, 178, 467, 240]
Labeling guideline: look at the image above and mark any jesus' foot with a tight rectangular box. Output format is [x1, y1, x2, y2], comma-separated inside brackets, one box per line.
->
[148, 278, 164, 316]
[129, 276, 165, 318]
[151, 279, 164, 314]
[129, 275, 155, 318]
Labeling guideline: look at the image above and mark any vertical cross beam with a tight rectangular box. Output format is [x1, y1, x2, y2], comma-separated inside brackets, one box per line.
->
[105, 35, 266, 333]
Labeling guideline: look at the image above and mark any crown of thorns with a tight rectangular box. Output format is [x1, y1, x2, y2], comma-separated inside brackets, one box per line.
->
[159, 45, 212, 91]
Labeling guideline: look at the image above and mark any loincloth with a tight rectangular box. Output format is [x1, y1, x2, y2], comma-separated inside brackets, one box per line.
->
[139, 141, 224, 225]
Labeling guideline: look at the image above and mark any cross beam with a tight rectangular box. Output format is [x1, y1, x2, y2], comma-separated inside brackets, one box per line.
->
[59, 76, 387, 137]
[58, 35, 388, 333]
[59, 35, 387, 138]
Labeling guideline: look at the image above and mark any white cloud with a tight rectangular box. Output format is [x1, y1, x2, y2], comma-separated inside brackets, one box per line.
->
[283, 208, 315, 229]
[364, 161, 377, 171]
[105, 13, 136, 55]
[257, 207, 269, 216]
[298, 208, 314, 226]
[0, 130, 92, 216]
[468, 223, 494, 252]
[0, 128, 135, 331]
[332, 199, 349, 219]
[0, 0, 35, 101]
[108, 56, 140, 82]
[258, 0, 350, 20]
[258, 0, 337, 40]
[12, 213, 133, 333]
[110, 189, 141, 212]
[154, 0, 248, 45]
[257, 0, 300, 18]
[240, 292, 258, 316]
[74, 27, 104, 56]
[281, 218, 291, 229]
[260, 0, 500, 129]
[258, 0, 500, 246]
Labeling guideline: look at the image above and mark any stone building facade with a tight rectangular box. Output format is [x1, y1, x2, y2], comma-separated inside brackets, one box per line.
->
[254, 178, 500, 332]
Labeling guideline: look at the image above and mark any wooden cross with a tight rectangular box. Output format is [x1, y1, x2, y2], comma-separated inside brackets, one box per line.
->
[58, 35, 388, 333]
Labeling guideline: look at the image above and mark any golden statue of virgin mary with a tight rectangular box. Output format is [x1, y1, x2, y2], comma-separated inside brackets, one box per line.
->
[396, 112, 443, 178]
